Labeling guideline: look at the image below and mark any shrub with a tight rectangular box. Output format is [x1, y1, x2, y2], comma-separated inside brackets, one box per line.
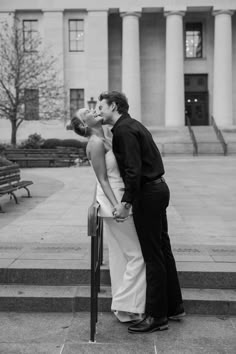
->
[0, 156, 13, 166]
[20, 133, 45, 149]
[0, 143, 13, 152]
[41, 138, 87, 149]
[41, 139, 63, 149]
[59, 139, 87, 149]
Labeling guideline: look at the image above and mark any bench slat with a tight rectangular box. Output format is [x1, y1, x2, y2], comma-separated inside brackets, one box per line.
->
[0, 165, 33, 211]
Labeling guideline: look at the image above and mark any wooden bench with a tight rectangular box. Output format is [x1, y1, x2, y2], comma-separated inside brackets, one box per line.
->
[56, 147, 89, 166]
[3, 149, 84, 168]
[0, 164, 33, 212]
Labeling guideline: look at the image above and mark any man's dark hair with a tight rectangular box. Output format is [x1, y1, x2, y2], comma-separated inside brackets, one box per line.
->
[98, 91, 129, 114]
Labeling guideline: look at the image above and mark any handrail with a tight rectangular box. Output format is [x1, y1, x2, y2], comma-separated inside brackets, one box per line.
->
[87, 199, 103, 343]
[186, 116, 198, 156]
[211, 116, 228, 156]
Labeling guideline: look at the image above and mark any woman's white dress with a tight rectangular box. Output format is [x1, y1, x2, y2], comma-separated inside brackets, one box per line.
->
[96, 149, 146, 314]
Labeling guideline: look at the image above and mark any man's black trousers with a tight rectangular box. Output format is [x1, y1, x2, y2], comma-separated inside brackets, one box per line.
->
[132, 181, 183, 318]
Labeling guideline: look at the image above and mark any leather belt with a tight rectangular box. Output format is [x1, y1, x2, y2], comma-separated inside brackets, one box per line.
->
[144, 177, 165, 185]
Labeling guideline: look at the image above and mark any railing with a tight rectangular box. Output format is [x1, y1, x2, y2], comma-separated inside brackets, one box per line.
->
[186, 116, 198, 156]
[211, 116, 228, 156]
[87, 200, 103, 343]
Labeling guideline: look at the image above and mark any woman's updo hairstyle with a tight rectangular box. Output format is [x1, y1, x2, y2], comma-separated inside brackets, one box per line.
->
[71, 108, 89, 137]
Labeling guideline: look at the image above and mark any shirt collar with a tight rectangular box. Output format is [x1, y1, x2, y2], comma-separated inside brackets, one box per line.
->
[111, 113, 131, 133]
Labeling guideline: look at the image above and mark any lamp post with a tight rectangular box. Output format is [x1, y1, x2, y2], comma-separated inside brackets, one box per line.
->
[87, 97, 97, 110]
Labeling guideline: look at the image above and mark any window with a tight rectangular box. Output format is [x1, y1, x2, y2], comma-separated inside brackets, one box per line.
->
[69, 20, 84, 51]
[23, 20, 38, 52]
[24, 89, 39, 120]
[185, 23, 202, 58]
[70, 89, 84, 117]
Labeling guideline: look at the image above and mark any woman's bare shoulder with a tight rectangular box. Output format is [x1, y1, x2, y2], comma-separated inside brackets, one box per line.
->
[87, 136, 104, 156]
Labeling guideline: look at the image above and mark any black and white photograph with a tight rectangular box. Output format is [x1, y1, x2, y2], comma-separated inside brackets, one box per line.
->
[0, 0, 235, 353]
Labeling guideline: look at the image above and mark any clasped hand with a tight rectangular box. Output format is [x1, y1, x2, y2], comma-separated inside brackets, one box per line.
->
[112, 203, 130, 222]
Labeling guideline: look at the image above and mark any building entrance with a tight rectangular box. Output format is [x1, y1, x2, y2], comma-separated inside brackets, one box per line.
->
[184, 74, 209, 126]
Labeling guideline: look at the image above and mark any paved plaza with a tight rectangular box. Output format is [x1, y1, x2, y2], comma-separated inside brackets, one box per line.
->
[0, 156, 236, 353]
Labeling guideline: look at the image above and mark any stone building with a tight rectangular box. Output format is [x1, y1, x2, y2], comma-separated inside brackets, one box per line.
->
[0, 0, 236, 141]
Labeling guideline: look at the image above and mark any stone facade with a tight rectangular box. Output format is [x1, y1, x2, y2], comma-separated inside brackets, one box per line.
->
[0, 0, 236, 141]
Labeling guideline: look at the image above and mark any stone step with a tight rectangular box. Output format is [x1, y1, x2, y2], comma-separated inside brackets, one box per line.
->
[1, 262, 235, 289]
[0, 284, 235, 315]
[153, 141, 195, 155]
[197, 142, 224, 154]
[192, 126, 217, 142]
[221, 128, 236, 154]
[151, 127, 194, 155]
[191, 126, 224, 154]
[150, 127, 191, 143]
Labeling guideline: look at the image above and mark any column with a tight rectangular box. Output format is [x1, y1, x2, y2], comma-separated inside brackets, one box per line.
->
[121, 12, 141, 121]
[86, 10, 108, 104]
[213, 10, 234, 126]
[165, 11, 185, 126]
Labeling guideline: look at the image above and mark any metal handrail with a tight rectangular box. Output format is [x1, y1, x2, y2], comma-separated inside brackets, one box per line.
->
[88, 200, 103, 343]
[211, 116, 228, 156]
[186, 116, 198, 156]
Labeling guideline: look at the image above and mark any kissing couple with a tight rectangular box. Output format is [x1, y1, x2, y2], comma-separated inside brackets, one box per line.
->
[70, 91, 185, 334]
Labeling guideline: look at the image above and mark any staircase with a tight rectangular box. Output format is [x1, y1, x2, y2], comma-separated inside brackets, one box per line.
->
[150, 127, 194, 155]
[221, 127, 236, 154]
[191, 126, 224, 155]
[0, 244, 235, 315]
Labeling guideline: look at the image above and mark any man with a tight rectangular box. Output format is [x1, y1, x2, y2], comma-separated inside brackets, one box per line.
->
[98, 91, 185, 334]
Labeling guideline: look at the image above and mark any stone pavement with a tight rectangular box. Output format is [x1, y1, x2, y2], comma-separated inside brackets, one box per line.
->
[0, 156, 236, 259]
[0, 156, 236, 352]
[0, 312, 235, 353]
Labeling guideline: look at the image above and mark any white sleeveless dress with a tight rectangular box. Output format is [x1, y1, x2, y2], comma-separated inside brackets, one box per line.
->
[96, 150, 146, 315]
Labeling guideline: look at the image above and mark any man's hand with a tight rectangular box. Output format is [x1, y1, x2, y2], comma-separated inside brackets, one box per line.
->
[113, 203, 130, 222]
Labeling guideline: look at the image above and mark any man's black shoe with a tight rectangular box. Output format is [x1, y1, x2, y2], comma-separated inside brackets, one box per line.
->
[168, 303, 185, 321]
[128, 315, 168, 334]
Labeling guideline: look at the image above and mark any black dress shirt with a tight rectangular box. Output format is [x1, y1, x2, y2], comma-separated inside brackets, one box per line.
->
[111, 113, 165, 203]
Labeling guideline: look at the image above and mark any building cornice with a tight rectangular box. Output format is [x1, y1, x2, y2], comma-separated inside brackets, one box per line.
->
[120, 12, 141, 19]
[164, 11, 186, 17]
[212, 9, 234, 16]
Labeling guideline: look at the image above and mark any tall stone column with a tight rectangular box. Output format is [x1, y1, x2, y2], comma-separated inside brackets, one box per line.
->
[87, 10, 108, 105]
[165, 11, 185, 126]
[213, 10, 234, 126]
[121, 12, 141, 121]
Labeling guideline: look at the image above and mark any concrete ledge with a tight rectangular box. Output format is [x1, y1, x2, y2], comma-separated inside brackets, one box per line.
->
[1, 261, 235, 289]
[0, 285, 235, 315]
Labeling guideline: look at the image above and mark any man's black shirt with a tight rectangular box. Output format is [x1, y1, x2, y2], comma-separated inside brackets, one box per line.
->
[111, 113, 165, 203]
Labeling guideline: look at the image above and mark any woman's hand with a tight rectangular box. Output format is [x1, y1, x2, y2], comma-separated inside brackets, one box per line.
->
[112, 203, 130, 222]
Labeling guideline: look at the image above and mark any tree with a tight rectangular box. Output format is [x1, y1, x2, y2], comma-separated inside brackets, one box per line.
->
[0, 15, 67, 145]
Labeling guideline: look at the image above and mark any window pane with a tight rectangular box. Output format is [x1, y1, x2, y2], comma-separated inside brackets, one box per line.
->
[70, 32, 77, 41]
[76, 31, 84, 41]
[23, 21, 31, 31]
[31, 20, 38, 31]
[77, 42, 84, 51]
[77, 20, 84, 31]
[69, 20, 84, 52]
[70, 89, 84, 117]
[185, 23, 202, 58]
[69, 20, 77, 31]
[23, 20, 38, 52]
[70, 41, 77, 51]
[70, 89, 78, 99]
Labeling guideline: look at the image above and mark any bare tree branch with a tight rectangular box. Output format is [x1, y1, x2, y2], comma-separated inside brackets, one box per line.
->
[0, 15, 68, 145]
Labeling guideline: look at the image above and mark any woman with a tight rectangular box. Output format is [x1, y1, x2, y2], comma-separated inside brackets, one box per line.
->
[70, 108, 146, 322]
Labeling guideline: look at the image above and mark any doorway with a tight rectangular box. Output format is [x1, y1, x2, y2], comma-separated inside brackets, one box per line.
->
[185, 74, 209, 126]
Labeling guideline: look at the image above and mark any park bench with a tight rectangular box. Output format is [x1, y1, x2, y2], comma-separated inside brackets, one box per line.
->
[3, 148, 88, 167]
[0, 164, 33, 212]
[56, 147, 89, 166]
